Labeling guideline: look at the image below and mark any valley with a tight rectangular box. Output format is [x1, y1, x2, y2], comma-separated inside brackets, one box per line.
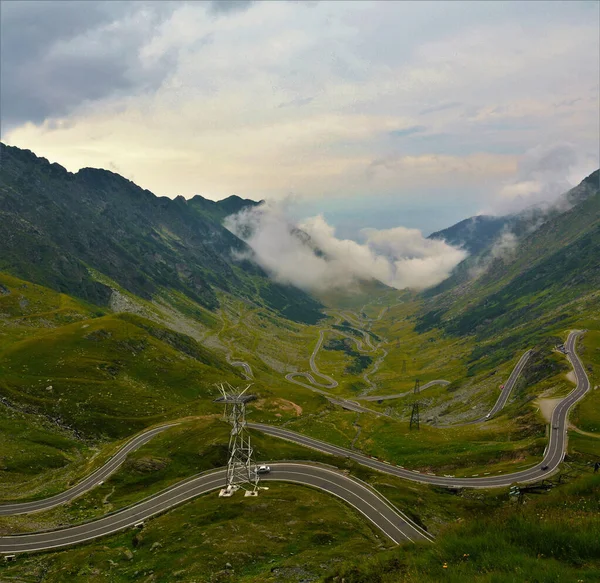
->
[0, 143, 598, 582]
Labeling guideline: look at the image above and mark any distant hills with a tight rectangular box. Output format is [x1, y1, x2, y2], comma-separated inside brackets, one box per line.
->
[0, 143, 322, 324]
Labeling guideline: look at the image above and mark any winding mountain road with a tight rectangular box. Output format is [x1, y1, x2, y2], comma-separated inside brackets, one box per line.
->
[0, 464, 432, 553]
[359, 379, 450, 401]
[0, 332, 589, 554]
[284, 307, 535, 423]
[253, 333, 587, 488]
[0, 424, 177, 517]
[285, 316, 533, 423]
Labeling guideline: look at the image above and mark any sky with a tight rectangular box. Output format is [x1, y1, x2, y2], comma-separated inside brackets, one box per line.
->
[1, 0, 599, 238]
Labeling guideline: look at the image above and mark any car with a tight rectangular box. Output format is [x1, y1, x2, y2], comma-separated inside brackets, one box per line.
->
[541, 464, 549, 471]
[485, 413, 491, 419]
[499, 384, 505, 389]
[256, 465, 271, 474]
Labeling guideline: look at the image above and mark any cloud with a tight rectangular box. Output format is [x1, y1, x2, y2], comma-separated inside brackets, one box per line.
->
[2, 1, 597, 234]
[485, 142, 590, 214]
[419, 102, 462, 115]
[468, 228, 519, 279]
[208, 0, 255, 15]
[224, 203, 467, 292]
[389, 125, 427, 138]
[0, 1, 182, 130]
[489, 230, 518, 260]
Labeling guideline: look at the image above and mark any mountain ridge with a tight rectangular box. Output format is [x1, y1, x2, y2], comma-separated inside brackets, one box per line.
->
[0, 142, 323, 324]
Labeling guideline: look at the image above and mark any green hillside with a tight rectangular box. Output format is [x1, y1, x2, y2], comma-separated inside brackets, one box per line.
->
[417, 172, 600, 367]
[0, 142, 323, 325]
[0, 272, 247, 438]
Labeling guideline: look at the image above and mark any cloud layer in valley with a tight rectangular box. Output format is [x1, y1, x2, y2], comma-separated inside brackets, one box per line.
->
[225, 204, 467, 292]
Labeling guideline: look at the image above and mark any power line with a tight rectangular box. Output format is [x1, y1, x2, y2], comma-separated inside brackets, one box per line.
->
[409, 379, 421, 430]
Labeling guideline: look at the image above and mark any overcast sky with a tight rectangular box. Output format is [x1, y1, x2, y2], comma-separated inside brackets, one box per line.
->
[1, 0, 598, 236]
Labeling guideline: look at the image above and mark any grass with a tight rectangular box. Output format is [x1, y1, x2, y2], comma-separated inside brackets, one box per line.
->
[1, 415, 599, 582]
[0, 404, 91, 498]
[572, 329, 600, 434]
[0, 415, 520, 536]
[0, 313, 240, 438]
[283, 409, 547, 477]
[0, 482, 389, 583]
[325, 472, 600, 583]
[0, 417, 362, 532]
[369, 298, 473, 396]
[1, 273, 599, 581]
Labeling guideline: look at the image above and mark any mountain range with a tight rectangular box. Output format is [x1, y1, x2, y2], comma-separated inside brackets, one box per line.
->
[0, 141, 598, 434]
[0, 143, 322, 325]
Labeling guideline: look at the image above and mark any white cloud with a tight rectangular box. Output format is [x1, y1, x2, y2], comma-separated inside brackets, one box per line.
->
[224, 203, 467, 292]
[485, 142, 597, 215]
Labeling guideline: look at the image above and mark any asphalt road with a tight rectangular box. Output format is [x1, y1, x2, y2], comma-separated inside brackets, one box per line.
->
[0, 463, 431, 553]
[359, 351, 531, 409]
[433, 349, 533, 427]
[359, 380, 450, 402]
[229, 360, 253, 379]
[285, 321, 531, 425]
[483, 350, 533, 419]
[0, 332, 589, 554]
[251, 332, 589, 488]
[0, 424, 177, 517]
[319, 348, 530, 419]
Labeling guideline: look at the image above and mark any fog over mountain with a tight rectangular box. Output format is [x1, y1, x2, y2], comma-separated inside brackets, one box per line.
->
[225, 202, 467, 292]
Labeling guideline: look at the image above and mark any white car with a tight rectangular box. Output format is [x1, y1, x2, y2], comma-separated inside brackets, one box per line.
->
[256, 465, 271, 474]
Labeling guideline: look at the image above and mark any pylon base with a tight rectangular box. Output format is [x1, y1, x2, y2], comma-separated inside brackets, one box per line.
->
[219, 487, 235, 498]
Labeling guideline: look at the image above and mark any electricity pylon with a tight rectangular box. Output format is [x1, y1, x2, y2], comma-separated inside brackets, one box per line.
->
[214, 382, 259, 497]
[409, 379, 421, 430]
[401, 360, 407, 375]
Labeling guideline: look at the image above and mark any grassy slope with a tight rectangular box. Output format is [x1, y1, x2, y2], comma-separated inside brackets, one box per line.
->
[1, 416, 598, 582]
[572, 330, 600, 434]
[326, 474, 600, 583]
[0, 272, 248, 497]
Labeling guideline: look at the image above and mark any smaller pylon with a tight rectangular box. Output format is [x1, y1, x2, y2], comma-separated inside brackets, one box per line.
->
[409, 379, 421, 430]
[401, 360, 407, 374]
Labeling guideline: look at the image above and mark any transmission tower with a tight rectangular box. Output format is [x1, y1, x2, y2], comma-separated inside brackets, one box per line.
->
[409, 379, 421, 430]
[401, 360, 407, 375]
[214, 382, 259, 497]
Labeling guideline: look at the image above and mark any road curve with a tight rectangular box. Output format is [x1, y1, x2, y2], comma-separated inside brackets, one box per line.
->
[0, 424, 178, 516]
[229, 360, 253, 379]
[251, 330, 590, 488]
[359, 350, 530, 414]
[0, 333, 587, 554]
[314, 348, 531, 421]
[0, 463, 431, 554]
[287, 316, 531, 426]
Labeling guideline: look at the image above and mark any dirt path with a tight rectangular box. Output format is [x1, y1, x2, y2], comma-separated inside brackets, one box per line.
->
[536, 398, 562, 422]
